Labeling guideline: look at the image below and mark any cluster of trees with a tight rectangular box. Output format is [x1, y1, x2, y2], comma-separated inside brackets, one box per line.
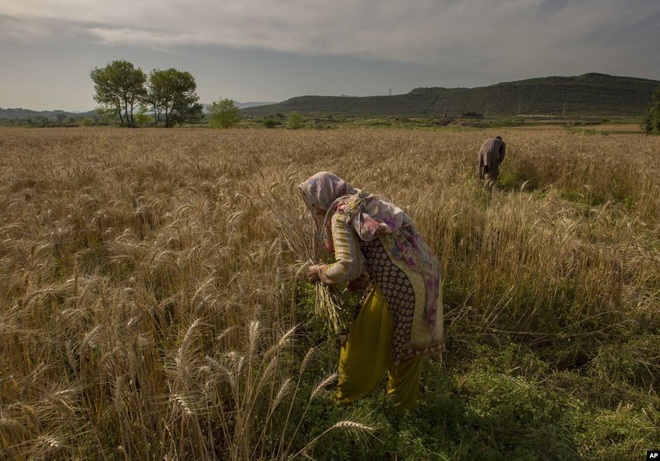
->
[89, 60, 308, 130]
[91, 60, 203, 127]
[91, 60, 241, 128]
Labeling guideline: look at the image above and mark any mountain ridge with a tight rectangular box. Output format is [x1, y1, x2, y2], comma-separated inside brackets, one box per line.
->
[241, 73, 660, 118]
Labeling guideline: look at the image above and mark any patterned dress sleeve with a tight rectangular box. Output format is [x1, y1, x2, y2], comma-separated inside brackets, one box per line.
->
[318, 213, 364, 284]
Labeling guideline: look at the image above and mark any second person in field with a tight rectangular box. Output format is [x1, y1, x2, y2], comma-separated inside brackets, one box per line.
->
[478, 135, 506, 186]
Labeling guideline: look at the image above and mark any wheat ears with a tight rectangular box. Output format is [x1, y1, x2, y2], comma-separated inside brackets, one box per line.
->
[265, 168, 345, 333]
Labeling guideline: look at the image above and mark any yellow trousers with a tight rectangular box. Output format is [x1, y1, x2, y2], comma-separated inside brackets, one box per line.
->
[336, 286, 423, 412]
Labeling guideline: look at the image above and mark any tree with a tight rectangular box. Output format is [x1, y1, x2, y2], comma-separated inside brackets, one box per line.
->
[146, 68, 203, 127]
[642, 86, 660, 134]
[208, 98, 241, 128]
[90, 60, 147, 127]
[79, 117, 96, 127]
[287, 111, 304, 129]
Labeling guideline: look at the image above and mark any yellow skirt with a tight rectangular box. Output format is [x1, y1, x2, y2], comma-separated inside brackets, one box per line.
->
[336, 285, 423, 411]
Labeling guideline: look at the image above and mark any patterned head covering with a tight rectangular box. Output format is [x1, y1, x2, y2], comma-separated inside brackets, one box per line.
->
[299, 171, 408, 238]
[298, 171, 357, 212]
[299, 171, 441, 328]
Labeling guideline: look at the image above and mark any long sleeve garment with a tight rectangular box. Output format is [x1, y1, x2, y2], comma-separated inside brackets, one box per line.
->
[318, 213, 364, 284]
[317, 212, 444, 364]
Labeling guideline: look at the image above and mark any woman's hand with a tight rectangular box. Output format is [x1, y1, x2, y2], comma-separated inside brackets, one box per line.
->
[307, 265, 322, 282]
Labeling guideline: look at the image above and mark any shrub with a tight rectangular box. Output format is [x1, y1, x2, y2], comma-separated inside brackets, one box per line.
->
[263, 118, 281, 128]
[642, 86, 660, 134]
[287, 112, 304, 129]
[208, 98, 242, 128]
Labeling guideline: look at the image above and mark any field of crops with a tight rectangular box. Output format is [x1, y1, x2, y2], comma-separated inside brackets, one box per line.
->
[1, 126, 658, 460]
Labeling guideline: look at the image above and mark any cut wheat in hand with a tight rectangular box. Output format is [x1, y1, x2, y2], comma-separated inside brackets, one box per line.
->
[314, 281, 343, 334]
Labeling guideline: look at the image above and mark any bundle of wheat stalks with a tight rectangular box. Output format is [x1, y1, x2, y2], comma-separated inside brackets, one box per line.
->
[264, 169, 344, 333]
[312, 276, 343, 333]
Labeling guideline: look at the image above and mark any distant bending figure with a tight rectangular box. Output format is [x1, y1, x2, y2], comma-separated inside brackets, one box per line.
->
[299, 171, 444, 412]
[478, 136, 506, 185]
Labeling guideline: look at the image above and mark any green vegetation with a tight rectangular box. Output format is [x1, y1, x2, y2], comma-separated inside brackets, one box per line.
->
[90, 60, 147, 127]
[208, 98, 242, 128]
[146, 68, 204, 127]
[90, 60, 203, 127]
[642, 86, 660, 134]
[287, 111, 304, 129]
[263, 117, 283, 128]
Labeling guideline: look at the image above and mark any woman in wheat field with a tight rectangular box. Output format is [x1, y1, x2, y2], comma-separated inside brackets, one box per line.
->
[299, 171, 444, 411]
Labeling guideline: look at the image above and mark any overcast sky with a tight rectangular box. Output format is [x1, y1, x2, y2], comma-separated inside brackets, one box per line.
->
[1, 0, 659, 111]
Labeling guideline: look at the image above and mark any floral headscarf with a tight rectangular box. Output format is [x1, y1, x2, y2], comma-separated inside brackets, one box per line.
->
[299, 171, 357, 213]
[299, 171, 441, 328]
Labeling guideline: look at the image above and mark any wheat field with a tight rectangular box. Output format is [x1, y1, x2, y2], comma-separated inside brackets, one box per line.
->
[1, 126, 658, 460]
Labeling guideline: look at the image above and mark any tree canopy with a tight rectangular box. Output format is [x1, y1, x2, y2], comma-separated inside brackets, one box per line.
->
[147, 68, 203, 127]
[90, 60, 147, 127]
[91, 61, 203, 127]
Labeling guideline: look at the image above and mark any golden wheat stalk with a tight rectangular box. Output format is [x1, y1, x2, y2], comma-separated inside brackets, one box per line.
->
[314, 282, 343, 333]
[289, 419, 376, 459]
[309, 372, 338, 402]
[264, 170, 346, 333]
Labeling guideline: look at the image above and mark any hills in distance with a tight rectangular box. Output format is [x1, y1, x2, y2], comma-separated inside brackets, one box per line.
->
[241, 73, 660, 118]
[0, 103, 272, 120]
[2, 73, 658, 120]
[0, 108, 97, 120]
[0, 102, 272, 120]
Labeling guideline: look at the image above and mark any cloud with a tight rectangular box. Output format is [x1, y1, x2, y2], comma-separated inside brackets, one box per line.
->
[1, 0, 659, 75]
[2, 0, 659, 111]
